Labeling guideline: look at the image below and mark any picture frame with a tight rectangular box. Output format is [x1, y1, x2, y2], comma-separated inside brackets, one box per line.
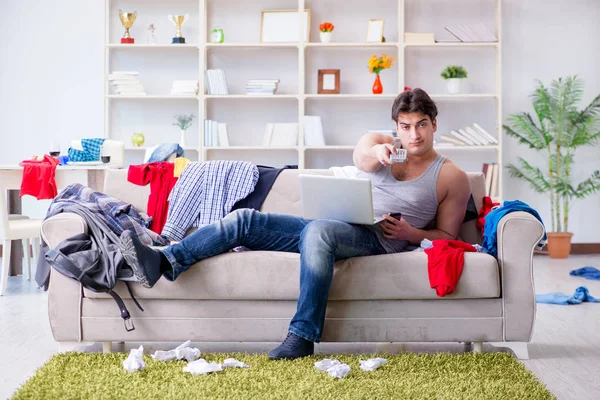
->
[318, 69, 340, 94]
[260, 10, 311, 43]
[366, 19, 385, 43]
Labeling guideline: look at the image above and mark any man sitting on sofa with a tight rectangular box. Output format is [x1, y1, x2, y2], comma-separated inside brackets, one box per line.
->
[120, 88, 471, 360]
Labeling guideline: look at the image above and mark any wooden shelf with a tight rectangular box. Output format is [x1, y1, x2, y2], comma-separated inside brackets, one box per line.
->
[435, 145, 499, 151]
[206, 43, 299, 48]
[106, 44, 199, 49]
[305, 94, 397, 99]
[404, 42, 498, 48]
[205, 95, 299, 99]
[106, 95, 199, 100]
[305, 42, 398, 48]
[305, 146, 355, 150]
[205, 146, 300, 150]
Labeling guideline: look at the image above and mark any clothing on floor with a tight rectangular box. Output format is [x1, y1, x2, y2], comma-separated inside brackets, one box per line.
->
[536, 286, 600, 305]
[148, 143, 184, 163]
[67, 138, 106, 162]
[18, 155, 60, 200]
[162, 161, 259, 241]
[424, 239, 476, 297]
[482, 200, 546, 257]
[35, 183, 169, 290]
[128, 162, 178, 234]
[231, 165, 298, 211]
[570, 266, 600, 280]
[357, 154, 447, 253]
[174, 157, 191, 178]
[477, 196, 500, 234]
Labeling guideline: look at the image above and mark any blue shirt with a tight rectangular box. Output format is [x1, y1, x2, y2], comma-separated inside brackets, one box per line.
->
[482, 200, 547, 257]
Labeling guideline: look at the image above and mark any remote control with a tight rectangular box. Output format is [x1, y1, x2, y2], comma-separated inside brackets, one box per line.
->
[390, 137, 407, 163]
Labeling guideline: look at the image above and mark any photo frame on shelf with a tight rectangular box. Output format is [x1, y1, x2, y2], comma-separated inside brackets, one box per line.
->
[318, 69, 340, 94]
[366, 19, 385, 42]
[260, 10, 311, 43]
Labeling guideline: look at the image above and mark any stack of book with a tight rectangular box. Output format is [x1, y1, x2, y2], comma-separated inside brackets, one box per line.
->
[203, 120, 229, 147]
[444, 23, 497, 42]
[246, 79, 279, 96]
[482, 162, 499, 198]
[438, 123, 498, 147]
[205, 69, 228, 95]
[108, 71, 146, 96]
[171, 80, 198, 96]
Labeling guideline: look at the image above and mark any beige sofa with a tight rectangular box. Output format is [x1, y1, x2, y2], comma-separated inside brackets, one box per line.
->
[41, 169, 544, 359]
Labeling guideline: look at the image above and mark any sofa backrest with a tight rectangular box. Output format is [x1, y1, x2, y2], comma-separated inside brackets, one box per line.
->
[103, 168, 485, 243]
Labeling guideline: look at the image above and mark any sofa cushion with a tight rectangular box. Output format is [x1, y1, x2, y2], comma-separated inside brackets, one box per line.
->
[84, 251, 500, 301]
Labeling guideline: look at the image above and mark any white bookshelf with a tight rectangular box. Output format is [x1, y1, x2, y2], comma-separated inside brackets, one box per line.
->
[104, 0, 503, 200]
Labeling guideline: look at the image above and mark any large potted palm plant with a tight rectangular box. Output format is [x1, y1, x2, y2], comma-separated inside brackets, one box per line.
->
[503, 76, 600, 258]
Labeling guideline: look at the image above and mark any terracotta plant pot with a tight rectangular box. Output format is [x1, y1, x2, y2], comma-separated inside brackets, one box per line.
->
[546, 232, 573, 258]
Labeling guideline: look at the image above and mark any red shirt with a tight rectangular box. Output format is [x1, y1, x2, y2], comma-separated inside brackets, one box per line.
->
[424, 240, 476, 297]
[19, 155, 60, 200]
[128, 162, 177, 234]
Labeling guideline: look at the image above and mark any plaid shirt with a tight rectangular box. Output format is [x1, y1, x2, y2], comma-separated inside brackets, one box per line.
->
[49, 183, 169, 246]
[162, 161, 259, 241]
[68, 138, 106, 162]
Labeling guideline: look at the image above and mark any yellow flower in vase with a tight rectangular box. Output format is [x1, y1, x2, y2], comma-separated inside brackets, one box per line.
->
[368, 53, 395, 94]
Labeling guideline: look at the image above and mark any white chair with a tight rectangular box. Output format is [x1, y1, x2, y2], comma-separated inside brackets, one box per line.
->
[1, 196, 43, 295]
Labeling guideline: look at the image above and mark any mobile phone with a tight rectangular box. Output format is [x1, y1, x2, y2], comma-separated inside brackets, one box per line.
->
[389, 212, 402, 220]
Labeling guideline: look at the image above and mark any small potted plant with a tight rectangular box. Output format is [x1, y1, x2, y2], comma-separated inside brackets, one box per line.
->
[441, 65, 468, 94]
[503, 75, 600, 258]
[319, 22, 334, 43]
[368, 53, 395, 94]
[173, 114, 195, 147]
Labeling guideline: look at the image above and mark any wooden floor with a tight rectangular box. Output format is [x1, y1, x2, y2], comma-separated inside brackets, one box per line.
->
[1, 254, 599, 399]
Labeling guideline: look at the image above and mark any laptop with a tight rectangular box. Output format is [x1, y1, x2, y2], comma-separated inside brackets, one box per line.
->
[299, 174, 386, 225]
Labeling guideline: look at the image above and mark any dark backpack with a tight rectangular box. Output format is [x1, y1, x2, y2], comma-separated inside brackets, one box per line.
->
[45, 233, 143, 332]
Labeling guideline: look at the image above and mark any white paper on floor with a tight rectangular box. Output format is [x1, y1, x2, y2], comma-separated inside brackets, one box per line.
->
[183, 358, 223, 375]
[359, 357, 387, 371]
[152, 340, 201, 362]
[314, 359, 350, 378]
[123, 345, 145, 372]
[222, 358, 249, 368]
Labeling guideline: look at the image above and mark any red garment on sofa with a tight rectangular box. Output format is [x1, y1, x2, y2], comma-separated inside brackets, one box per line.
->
[128, 162, 177, 234]
[477, 196, 500, 235]
[18, 155, 60, 200]
[424, 240, 476, 297]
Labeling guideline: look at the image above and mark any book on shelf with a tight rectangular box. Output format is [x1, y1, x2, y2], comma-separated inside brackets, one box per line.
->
[246, 79, 279, 95]
[482, 162, 499, 197]
[404, 32, 435, 44]
[444, 23, 497, 43]
[263, 123, 298, 147]
[171, 80, 198, 95]
[437, 124, 498, 146]
[217, 123, 229, 147]
[108, 71, 145, 95]
[205, 69, 228, 95]
[303, 116, 325, 146]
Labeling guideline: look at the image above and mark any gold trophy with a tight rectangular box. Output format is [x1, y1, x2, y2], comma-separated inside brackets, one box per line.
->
[168, 14, 189, 44]
[119, 9, 137, 43]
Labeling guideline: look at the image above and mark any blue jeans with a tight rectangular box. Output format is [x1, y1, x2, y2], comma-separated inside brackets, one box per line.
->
[161, 209, 386, 343]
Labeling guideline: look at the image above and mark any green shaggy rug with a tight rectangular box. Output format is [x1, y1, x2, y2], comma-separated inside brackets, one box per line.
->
[12, 352, 554, 400]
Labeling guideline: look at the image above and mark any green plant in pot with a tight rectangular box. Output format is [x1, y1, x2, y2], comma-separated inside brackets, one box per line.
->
[441, 65, 468, 94]
[173, 113, 195, 148]
[503, 75, 600, 258]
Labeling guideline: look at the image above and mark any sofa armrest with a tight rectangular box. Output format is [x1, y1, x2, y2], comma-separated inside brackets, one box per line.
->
[496, 211, 545, 341]
[42, 213, 87, 342]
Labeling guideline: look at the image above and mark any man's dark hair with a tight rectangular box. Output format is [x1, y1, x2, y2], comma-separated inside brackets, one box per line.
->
[391, 88, 438, 123]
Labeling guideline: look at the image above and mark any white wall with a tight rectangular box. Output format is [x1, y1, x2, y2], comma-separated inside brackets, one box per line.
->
[1, 0, 599, 241]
